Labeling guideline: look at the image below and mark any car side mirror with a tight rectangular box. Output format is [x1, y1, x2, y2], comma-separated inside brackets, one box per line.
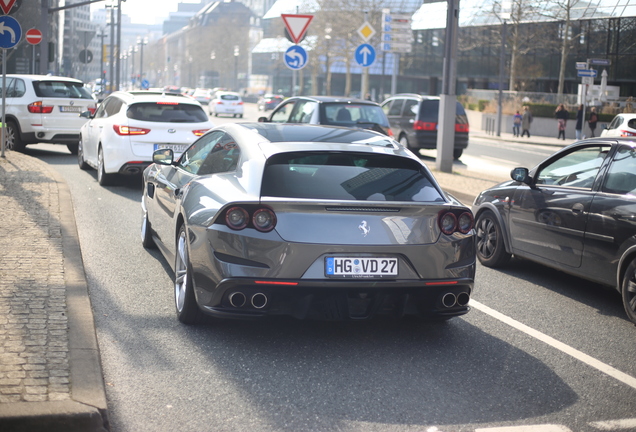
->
[511, 167, 530, 184]
[153, 149, 174, 165]
[79, 110, 92, 119]
[258, 116, 269, 123]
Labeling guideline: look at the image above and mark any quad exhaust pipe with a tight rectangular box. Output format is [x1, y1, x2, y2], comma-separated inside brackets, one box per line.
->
[228, 292, 268, 309]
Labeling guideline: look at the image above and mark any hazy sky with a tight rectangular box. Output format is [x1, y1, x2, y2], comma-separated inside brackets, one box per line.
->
[91, 0, 200, 25]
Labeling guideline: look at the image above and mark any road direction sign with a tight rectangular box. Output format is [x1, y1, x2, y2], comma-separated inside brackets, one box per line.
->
[25, 28, 41, 45]
[355, 43, 376, 67]
[582, 76, 594, 85]
[0, 15, 20, 49]
[281, 14, 313, 44]
[577, 69, 597, 78]
[284, 45, 307, 70]
[575, 62, 587, 70]
[589, 58, 611, 66]
[382, 42, 412, 53]
[357, 22, 375, 41]
[0, 0, 16, 15]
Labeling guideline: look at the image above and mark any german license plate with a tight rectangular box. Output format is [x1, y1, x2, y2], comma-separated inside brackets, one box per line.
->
[60, 106, 83, 113]
[154, 143, 189, 153]
[325, 257, 398, 278]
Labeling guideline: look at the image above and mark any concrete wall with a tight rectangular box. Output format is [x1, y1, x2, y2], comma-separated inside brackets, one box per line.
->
[466, 110, 609, 139]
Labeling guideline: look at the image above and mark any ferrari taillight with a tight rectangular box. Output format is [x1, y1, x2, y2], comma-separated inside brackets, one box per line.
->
[438, 210, 474, 235]
[224, 206, 277, 232]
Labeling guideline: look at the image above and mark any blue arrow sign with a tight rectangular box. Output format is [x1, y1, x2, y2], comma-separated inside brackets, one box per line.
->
[355, 43, 376, 67]
[0, 16, 21, 49]
[284, 45, 307, 70]
[577, 69, 597, 78]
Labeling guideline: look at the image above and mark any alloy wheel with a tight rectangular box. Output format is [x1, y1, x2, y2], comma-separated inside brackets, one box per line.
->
[175, 229, 188, 313]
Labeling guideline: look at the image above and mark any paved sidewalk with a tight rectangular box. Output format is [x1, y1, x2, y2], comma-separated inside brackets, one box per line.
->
[0, 151, 108, 431]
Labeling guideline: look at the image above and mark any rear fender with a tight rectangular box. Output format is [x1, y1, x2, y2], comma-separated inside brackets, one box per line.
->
[475, 202, 513, 255]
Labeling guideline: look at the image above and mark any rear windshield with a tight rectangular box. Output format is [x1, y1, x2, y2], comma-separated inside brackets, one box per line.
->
[126, 102, 208, 123]
[33, 81, 93, 99]
[261, 151, 444, 202]
[418, 100, 467, 122]
[220, 94, 240, 101]
[321, 103, 389, 127]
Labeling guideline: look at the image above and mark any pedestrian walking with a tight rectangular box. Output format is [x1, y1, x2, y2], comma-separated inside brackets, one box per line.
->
[512, 110, 522, 137]
[555, 103, 569, 140]
[575, 104, 584, 140]
[588, 107, 599, 137]
[521, 106, 533, 137]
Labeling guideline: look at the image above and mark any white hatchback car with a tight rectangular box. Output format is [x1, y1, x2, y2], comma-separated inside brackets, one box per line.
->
[600, 113, 636, 138]
[209, 91, 244, 118]
[78, 91, 214, 186]
[1, 74, 97, 153]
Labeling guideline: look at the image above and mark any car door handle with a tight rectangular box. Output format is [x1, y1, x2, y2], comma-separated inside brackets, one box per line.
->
[572, 203, 584, 214]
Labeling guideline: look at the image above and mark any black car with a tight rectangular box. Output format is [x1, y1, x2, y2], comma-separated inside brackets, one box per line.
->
[381, 94, 469, 159]
[258, 96, 394, 137]
[472, 138, 636, 324]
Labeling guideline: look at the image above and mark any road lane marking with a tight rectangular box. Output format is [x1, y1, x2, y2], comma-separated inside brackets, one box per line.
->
[475, 425, 572, 432]
[470, 300, 636, 391]
[589, 418, 636, 430]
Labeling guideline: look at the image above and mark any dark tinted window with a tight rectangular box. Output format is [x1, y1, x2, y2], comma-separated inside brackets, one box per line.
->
[321, 103, 389, 127]
[387, 99, 404, 116]
[418, 100, 468, 122]
[261, 151, 443, 202]
[603, 146, 636, 195]
[33, 80, 93, 99]
[220, 94, 240, 101]
[126, 102, 208, 123]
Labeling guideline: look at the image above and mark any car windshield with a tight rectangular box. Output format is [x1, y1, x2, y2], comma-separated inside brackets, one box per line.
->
[33, 81, 94, 99]
[126, 102, 209, 123]
[261, 151, 443, 202]
[321, 103, 388, 127]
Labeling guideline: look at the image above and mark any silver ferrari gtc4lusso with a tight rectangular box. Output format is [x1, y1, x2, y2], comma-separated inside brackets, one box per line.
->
[141, 123, 475, 324]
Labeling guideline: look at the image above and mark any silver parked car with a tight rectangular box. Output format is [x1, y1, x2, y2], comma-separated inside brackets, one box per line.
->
[141, 123, 475, 324]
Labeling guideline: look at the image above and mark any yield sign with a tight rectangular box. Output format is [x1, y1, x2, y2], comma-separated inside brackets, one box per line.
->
[0, 0, 16, 15]
[281, 14, 313, 44]
[25, 28, 42, 45]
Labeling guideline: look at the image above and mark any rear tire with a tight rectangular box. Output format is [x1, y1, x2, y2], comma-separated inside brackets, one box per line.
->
[399, 135, 410, 150]
[97, 147, 116, 186]
[621, 258, 636, 325]
[5, 120, 26, 152]
[77, 139, 89, 170]
[453, 148, 464, 159]
[175, 225, 205, 324]
[67, 143, 79, 155]
[475, 210, 511, 267]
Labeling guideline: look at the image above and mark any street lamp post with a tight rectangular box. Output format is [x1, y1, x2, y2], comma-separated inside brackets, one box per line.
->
[138, 37, 147, 89]
[325, 27, 332, 95]
[234, 46, 239, 92]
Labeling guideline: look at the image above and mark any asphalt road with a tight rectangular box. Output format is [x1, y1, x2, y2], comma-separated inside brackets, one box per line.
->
[26, 105, 636, 432]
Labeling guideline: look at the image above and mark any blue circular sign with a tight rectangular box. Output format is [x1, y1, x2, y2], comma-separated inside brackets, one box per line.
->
[0, 16, 22, 49]
[355, 44, 376, 67]
[284, 45, 307, 70]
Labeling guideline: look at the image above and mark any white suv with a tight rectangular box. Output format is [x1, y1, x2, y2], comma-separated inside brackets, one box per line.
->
[78, 90, 214, 186]
[1, 74, 97, 153]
